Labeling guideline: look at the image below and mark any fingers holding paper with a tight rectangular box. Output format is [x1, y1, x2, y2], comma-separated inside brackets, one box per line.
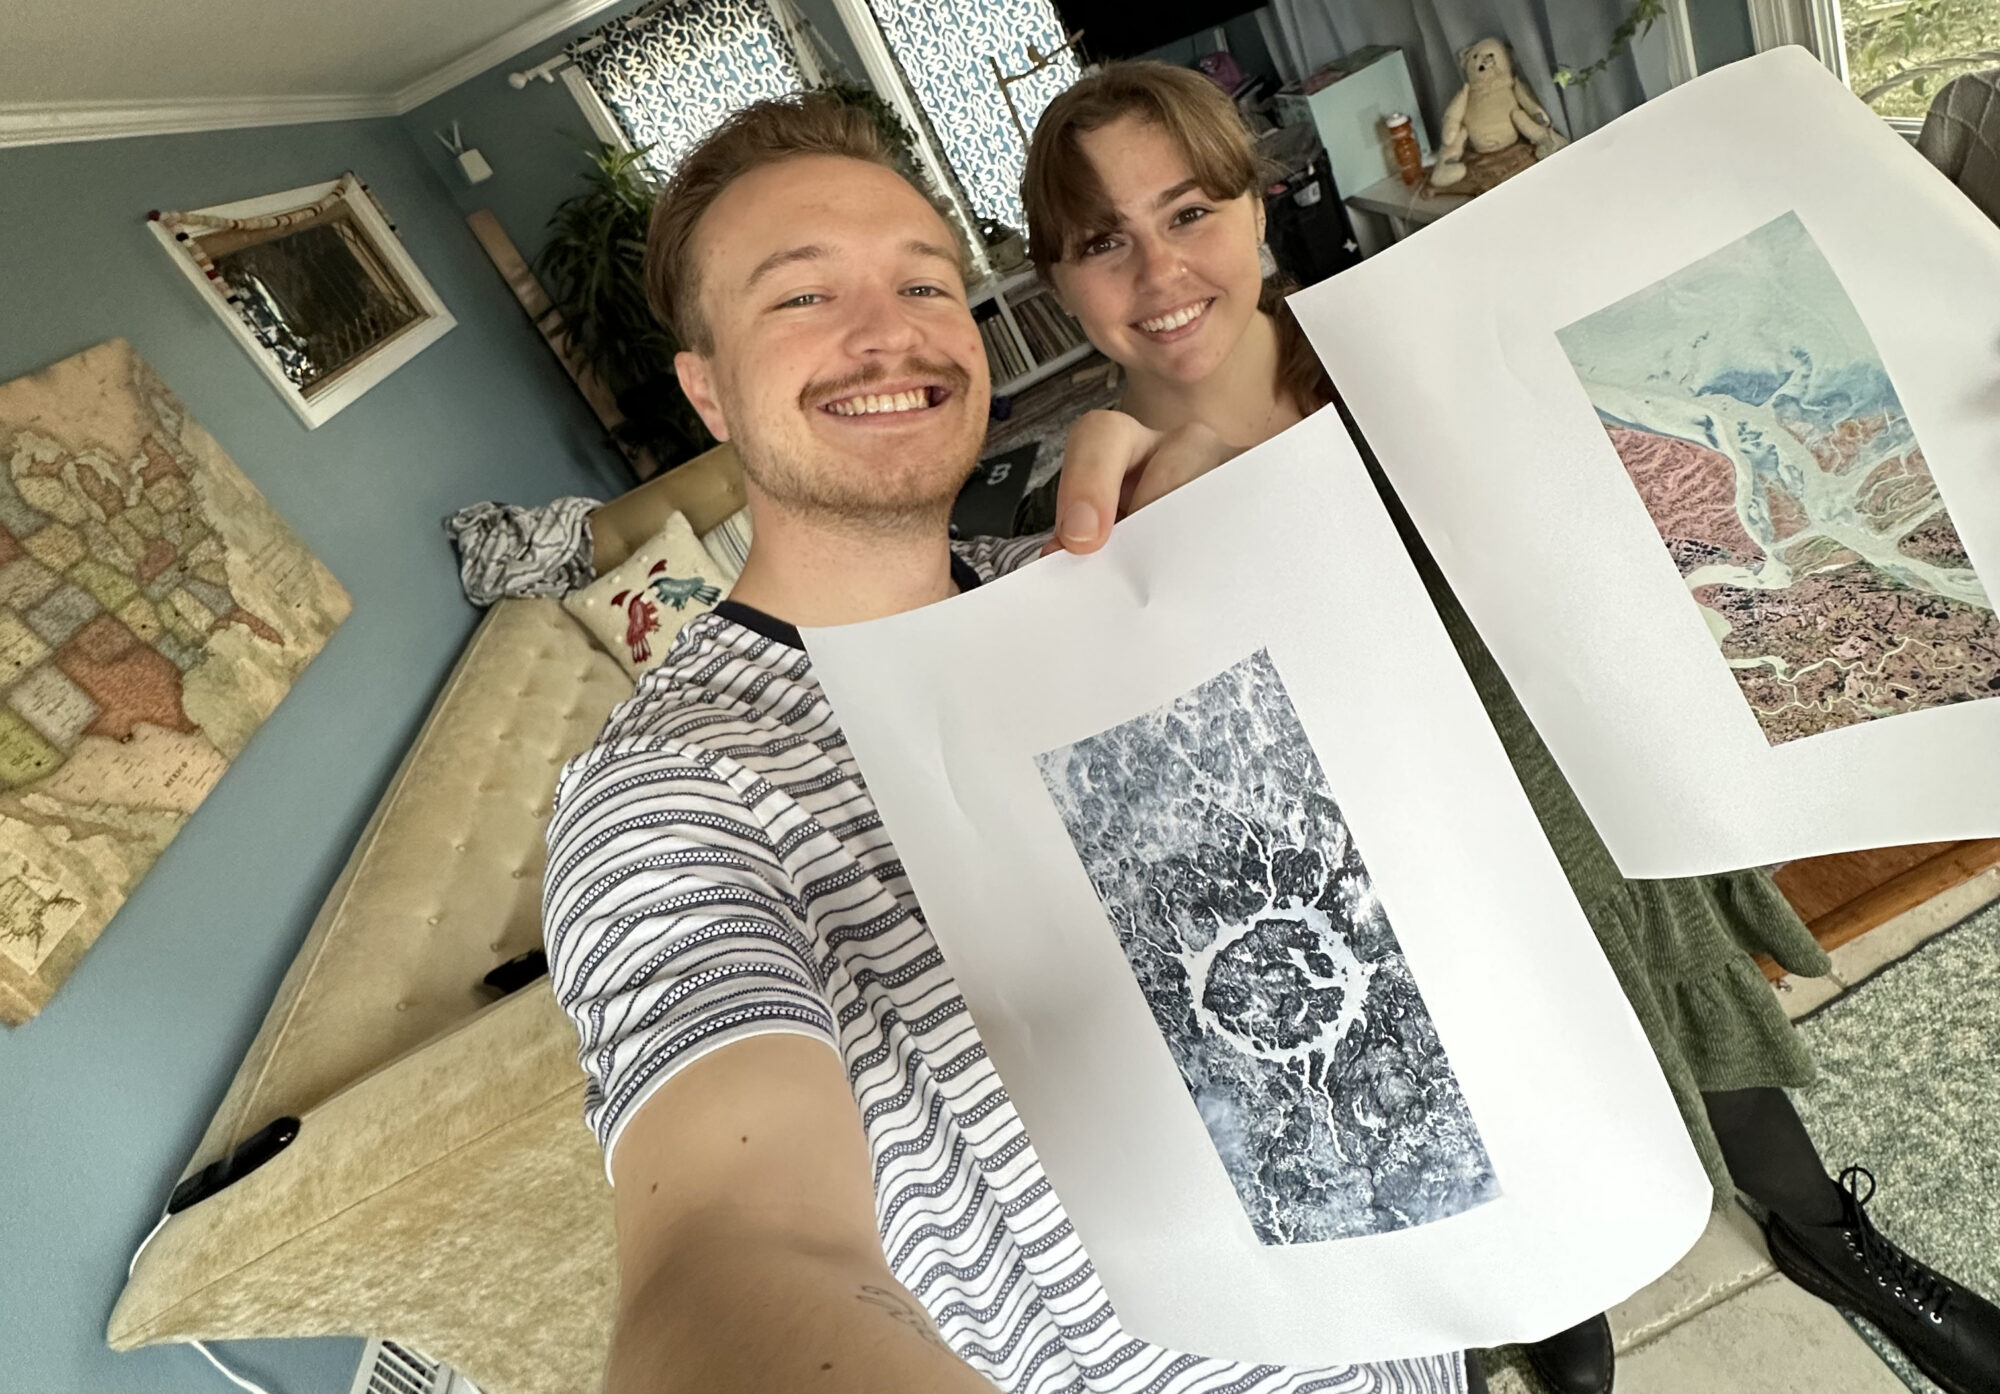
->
[1042, 411, 1240, 556]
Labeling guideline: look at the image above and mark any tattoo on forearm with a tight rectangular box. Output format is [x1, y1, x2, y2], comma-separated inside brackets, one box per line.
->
[856, 1284, 951, 1354]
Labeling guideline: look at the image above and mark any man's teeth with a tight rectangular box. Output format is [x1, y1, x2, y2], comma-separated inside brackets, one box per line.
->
[1139, 302, 1207, 333]
[826, 388, 932, 416]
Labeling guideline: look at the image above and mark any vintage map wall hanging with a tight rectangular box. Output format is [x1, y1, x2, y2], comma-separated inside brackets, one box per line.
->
[0, 340, 350, 1025]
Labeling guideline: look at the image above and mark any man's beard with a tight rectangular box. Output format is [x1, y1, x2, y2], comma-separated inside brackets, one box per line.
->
[731, 356, 983, 535]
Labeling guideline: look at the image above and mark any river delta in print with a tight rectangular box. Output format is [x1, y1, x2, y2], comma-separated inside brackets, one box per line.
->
[1558, 211, 2000, 744]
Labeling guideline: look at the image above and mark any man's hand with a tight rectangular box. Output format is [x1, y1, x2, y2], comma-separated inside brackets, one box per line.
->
[1042, 411, 1241, 556]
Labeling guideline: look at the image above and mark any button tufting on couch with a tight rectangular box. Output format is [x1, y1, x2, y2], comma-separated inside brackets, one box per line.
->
[109, 445, 747, 1394]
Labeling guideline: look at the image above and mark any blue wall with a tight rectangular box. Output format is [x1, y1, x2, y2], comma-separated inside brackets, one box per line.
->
[400, 0, 867, 266]
[0, 115, 625, 1393]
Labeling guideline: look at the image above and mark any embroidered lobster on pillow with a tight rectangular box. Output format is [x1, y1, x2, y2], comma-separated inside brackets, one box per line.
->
[611, 559, 723, 666]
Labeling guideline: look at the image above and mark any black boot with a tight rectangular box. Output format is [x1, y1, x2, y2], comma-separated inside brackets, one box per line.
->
[1705, 1088, 2000, 1394]
[1765, 1166, 2000, 1394]
[1523, 1313, 1614, 1394]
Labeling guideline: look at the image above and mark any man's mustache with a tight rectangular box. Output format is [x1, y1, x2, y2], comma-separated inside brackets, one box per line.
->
[800, 356, 974, 412]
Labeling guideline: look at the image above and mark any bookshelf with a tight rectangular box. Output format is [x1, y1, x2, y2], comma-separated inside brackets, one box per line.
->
[969, 267, 1096, 397]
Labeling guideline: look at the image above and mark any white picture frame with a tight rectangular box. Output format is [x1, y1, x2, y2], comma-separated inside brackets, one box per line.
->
[148, 176, 454, 428]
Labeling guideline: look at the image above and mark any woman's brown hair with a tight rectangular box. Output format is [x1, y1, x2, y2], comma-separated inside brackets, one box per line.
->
[1022, 61, 1332, 415]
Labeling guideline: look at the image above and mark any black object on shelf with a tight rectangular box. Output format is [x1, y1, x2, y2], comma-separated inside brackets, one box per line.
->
[1264, 155, 1360, 289]
[952, 443, 1041, 540]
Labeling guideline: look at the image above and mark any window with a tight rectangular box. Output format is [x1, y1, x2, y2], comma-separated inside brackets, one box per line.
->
[1839, 0, 2000, 119]
[1746, 0, 2000, 125]
[859, 0, 1076, 232]
[565, 0, 817, 177]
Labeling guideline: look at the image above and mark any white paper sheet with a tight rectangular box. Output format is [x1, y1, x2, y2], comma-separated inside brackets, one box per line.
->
[801, 409, 1710, 1366]
[1291, 48, 2000, 878]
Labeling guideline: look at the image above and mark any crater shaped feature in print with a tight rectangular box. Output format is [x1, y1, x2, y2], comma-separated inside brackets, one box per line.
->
[1036, 649, 1499, 1245]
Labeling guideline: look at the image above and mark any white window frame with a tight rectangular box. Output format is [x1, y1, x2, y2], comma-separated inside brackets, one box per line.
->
[148, 178, 454, 430]
[559, 0, 827, 150]
[557, 0, 989, 275]
[824, 0, 992, 276]
[1744, 0, 1949, 137]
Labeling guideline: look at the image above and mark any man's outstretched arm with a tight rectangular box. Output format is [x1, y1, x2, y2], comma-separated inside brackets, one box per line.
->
[606, 1033, 999, 1394]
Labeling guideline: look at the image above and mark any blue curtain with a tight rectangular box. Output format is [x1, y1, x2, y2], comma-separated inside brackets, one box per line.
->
[865, 0, 1078, 232]
[1263, 0, 1652, 143]
[571, 0, 809, 176]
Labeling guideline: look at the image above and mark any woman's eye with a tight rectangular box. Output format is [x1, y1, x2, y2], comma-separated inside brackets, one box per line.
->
[1172, 205, 1212, 227]
[903, 284, 945, 298]
[1080, 234, 1119, 258]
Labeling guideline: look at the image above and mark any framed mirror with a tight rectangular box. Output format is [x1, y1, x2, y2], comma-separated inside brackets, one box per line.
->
[148, 174, 454, 428]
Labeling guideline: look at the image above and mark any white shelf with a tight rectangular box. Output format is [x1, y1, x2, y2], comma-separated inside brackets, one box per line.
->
[968, 263, 1040, 307]
[974, 266, 1093, 399]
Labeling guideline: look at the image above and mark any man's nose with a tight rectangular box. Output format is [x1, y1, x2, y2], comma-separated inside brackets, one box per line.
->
[843, 285, 924, 355]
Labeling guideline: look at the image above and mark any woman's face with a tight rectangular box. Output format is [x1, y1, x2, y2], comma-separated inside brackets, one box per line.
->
[1046, 114, 1266, 389]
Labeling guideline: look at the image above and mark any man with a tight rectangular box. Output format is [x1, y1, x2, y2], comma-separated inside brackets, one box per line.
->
[542, 93, 1468, 1394]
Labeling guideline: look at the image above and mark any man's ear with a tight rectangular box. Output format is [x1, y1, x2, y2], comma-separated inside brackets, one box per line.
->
[674, 349, 732, 443]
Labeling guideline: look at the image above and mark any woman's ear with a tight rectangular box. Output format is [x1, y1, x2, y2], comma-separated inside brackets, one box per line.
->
[1254, 198, 1267, 247]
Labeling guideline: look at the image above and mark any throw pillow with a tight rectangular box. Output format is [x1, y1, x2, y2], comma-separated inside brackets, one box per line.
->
[563, 511, 729, 679]
[700, 505, 753, 584]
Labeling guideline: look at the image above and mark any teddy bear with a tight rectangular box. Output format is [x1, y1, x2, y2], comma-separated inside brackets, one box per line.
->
[1429, 37, 1567, 189]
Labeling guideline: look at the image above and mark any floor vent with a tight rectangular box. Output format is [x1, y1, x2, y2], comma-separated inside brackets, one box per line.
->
[347, 1339, 481, 1394]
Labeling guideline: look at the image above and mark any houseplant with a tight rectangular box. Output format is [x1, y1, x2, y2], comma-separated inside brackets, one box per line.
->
[538, 143, 709, 471]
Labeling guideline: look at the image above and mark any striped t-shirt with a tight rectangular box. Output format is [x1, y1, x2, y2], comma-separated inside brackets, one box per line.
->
[543, 536, 1465, 1394]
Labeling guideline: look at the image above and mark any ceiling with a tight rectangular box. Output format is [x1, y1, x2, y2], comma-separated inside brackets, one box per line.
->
[0, 0, 628, 147]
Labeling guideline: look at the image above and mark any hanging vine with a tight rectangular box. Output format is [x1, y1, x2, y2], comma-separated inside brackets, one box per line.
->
[1554, 0, 1669, 87]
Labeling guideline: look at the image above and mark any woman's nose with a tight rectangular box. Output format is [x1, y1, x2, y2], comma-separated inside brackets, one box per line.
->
[1130, 235, 1182, 292]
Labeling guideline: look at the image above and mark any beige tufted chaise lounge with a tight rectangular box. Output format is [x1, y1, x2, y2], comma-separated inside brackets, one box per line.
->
[108, 445, 748, 1394]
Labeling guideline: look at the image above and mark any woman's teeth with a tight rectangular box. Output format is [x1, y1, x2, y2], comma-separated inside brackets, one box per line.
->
[1138, 301, 1208, 333]
[826, 388, 932, 415]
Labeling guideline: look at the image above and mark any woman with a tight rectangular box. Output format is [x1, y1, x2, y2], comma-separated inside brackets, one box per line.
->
[1021, 61, 2000, 1394]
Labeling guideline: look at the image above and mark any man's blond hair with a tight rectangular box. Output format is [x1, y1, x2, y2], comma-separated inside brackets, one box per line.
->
[644, 92, 955, 354]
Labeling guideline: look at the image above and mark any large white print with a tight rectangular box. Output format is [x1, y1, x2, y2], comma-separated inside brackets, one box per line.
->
[1292, 49, 2000, 877]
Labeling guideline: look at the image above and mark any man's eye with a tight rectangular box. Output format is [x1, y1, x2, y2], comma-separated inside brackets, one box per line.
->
[1080, 234, 1119, 258]
[903, 284, 945, 298]
[777, 292, 822, 308]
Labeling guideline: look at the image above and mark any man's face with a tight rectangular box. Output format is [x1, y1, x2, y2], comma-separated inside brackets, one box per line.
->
[674, 155, 990, 532]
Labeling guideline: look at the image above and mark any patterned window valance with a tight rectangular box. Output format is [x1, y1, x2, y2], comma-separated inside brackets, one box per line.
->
[864, 0, 1076, 232]
[569, 0, 809, 177]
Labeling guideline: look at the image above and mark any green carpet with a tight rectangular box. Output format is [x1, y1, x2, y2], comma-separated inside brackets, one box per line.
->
[1792, 895, 2000, 1394]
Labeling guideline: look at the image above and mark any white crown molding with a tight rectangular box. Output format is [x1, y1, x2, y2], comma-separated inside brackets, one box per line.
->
[0, 0, 630, 150]
[390, 0, 632, 111]
[0, 94, 399, 150]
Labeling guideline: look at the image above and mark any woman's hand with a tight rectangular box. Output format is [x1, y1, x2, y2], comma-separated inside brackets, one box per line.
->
[1041, 410, 1241, 556]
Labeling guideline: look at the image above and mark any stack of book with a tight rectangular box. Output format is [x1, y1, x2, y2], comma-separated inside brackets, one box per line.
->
[975, 301, 1031, 385]
[1011, 292, 1088, 364]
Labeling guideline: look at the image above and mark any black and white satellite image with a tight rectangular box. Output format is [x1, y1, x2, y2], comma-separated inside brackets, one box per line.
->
[1036, 650, 1499, 1244]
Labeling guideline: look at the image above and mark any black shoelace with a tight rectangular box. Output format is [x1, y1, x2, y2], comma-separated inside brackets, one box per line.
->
[1837, 1165, 1954, 1325]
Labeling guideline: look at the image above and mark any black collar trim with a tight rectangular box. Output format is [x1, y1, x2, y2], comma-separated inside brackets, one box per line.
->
[712, 553, 984, 652]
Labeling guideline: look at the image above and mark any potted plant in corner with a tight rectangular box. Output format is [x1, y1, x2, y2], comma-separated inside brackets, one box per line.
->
[539, 143, 711, 475]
